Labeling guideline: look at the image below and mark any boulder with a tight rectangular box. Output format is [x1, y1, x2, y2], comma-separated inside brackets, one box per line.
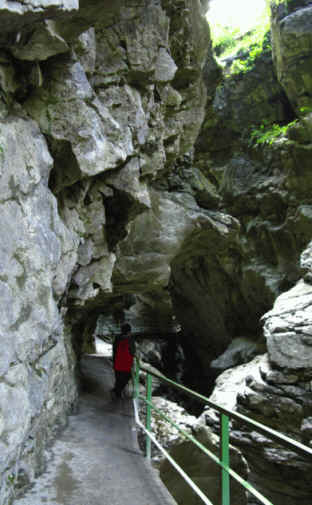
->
[263, 279, 312, 369]
[210, 337, 265, 375]
[203, 351, 312, 504]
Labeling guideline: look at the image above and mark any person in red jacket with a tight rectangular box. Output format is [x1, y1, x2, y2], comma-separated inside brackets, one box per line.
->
[112, 323, 136, 398]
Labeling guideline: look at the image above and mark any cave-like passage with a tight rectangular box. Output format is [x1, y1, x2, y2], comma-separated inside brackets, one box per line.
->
[15, 356, 177, 505]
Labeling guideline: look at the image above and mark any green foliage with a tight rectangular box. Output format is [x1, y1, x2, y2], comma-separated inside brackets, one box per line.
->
[230, 58, 249, 74]
[7, 474, 15, 485]
[230, 28, 272, 75]
[210, 4, 270, 60]
[299, 106, 312, 115]
[249, 119, 298, 146]
[35, 366, 46, 378]
[271, 0, 288, 5]
[212, 24, 240, 56]
[209, 2, 272, 77]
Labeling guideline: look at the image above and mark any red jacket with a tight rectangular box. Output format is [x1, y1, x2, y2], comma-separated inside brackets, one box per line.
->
[113, 335, 135, 372]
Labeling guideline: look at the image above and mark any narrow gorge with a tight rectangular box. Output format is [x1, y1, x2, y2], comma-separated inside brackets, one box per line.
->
[0, 0, 311, 504]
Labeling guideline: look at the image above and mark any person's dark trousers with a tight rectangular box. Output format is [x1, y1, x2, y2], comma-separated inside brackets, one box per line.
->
[114, 370, 131, 397]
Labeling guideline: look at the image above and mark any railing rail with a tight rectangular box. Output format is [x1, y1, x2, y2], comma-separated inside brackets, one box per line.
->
[132, 359, 312, 505]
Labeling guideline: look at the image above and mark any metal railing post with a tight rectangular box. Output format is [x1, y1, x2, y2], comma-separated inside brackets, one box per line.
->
[146, 373, 153, 460]
[220, 413, 230, 505]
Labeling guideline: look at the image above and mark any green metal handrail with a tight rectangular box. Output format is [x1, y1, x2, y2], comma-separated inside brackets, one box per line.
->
[132, 359, 312, 505]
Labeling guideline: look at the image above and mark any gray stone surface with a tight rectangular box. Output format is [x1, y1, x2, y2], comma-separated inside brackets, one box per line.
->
[0, 116, 78, 504]
[0, 0, 78, 43]
[271, 3, 312, 112]
[25, 57, 132, 179]
[210, 337, 265, 374]
[263, 279, 312, 369]
[204, 350, 312, 505]
[301, 238, 312, 281]
[114, 190, 238, 295]
[73, 28, 97, 75]
[178, 0, 312, 393]
[11, 20, 69, 61]
[0, 3, 214, 502]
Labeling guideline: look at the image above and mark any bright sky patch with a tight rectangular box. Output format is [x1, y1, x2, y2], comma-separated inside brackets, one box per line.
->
[207, 0, 267, 32]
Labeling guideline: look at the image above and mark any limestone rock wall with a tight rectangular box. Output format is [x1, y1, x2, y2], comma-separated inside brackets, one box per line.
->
[0, 113, 77, 503]
[194, 1, 312, 503]
[167, 37, 292, 385]
[271, 0, 312, 114]
[166, 0, 312, 388]
[230, 242, 312, 505]
[0, 1, 219, 503]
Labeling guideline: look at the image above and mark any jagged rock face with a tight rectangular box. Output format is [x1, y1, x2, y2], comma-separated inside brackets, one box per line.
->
[210, 337, 266, 375]
[169, 211, 244, 377]
[0, 1, 221, 503]
[197, 41, 289, 163]
[0, 116, 77, 504]
[0, 1, 78, 46]
[263, 278, 312, 370]
[202, 241, 312, 504]
[167, 31, 295, 386]
[177, 1, 312, 502]
[171, 0, 312, 384]
[205, 351, 312, 505]
[271, 0, 312, 114]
